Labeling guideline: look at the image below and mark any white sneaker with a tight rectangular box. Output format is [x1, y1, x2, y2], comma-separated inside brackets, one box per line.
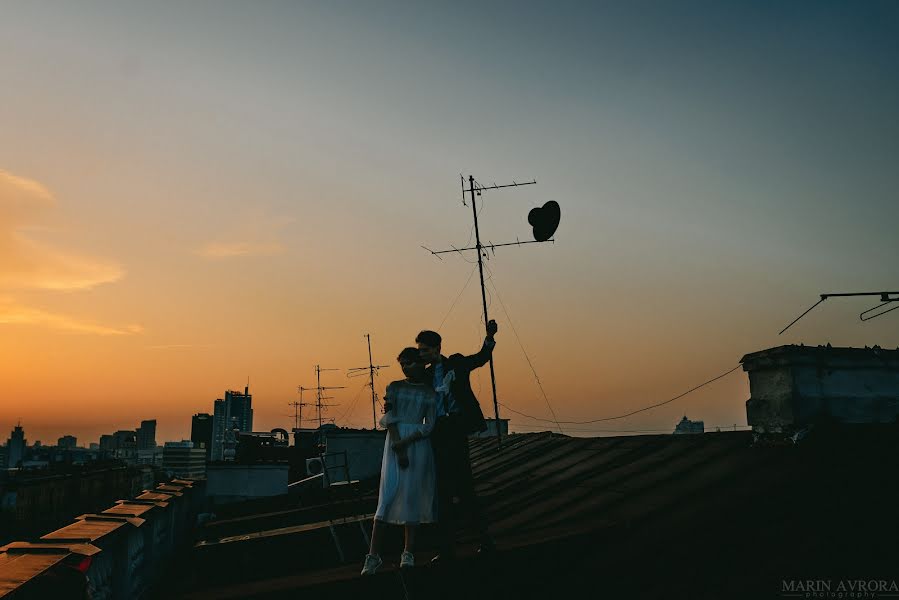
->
[400, 551, 414, 568]
[361, 553, 382, 575]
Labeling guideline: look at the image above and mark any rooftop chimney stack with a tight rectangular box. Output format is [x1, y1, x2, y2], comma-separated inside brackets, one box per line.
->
[741, 345, 899, 436]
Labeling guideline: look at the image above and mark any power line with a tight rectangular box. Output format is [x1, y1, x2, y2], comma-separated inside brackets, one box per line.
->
[438, 265, 478, 331]
[499, 364, 742, 425]
[508, 422, 752, 434]
[334, 380, 371, 425]
[510, 423, 674, 433]
[484, 266, 564, 435]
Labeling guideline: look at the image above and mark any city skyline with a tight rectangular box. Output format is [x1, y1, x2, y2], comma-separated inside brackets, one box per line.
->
[2, 1, 898, 444]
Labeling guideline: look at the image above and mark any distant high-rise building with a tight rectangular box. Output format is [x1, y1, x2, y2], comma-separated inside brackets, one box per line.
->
[212, 399, 227, 461]
[162, 441, 206, 478]
[211, 386, 253, 461]
[99, 434, 115, 455]
[57, 435, 77, 449]
[191, 413, 214, 460]
[6, 423, 26, 468]
[100, 430, 139, 463]
[227, 387, 253, 433]
[137, 419, 157, 450]
[137, 446, 163, 467]
[113, 430, 137, 448]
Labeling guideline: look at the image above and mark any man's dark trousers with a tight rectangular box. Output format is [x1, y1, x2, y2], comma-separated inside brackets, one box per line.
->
[432, 413, 487, 555]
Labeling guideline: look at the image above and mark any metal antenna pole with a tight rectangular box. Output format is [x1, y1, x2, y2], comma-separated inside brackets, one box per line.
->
[366, 335, 377, 429]
[310, 366, 343, 429]
[299, 387, 305, 429]
[424, 173, 543, 448]
[469, 175, 502, 448]
[291, 387, 312, 430]
[348, 336, 390, 430]
[290, 400, 300, 430]
[316, 365, 323, 430]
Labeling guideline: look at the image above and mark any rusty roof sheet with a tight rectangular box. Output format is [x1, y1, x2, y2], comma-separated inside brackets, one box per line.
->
[40, 519, 126, 543]
[0, 552, 67, 597]
[75, 514, 145, 528]
[136, 491, 174, 502]
[102, 503, 157, 518]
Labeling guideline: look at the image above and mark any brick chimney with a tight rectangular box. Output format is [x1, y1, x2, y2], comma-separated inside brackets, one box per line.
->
[741, 345, 899, 434]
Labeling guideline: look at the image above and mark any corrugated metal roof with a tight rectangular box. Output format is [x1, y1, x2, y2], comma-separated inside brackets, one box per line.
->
[175, 429, 899, 600]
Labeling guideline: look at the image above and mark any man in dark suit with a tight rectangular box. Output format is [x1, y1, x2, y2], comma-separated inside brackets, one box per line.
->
[416, 319, 498, 564]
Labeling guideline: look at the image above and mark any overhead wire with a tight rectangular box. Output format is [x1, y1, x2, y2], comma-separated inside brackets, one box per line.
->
[334, 380, 370, 425]
[509, 422, 752, 434]
[438, 265, 478, 331]
[500, 364, 743, 425]
[484, 264, 565, 435]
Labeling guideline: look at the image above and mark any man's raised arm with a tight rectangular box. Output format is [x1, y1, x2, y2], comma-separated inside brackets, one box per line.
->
[460, 319, 498, 371]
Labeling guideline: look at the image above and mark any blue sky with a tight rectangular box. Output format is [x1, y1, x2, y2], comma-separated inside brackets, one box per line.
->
[1, 1, 897, 442]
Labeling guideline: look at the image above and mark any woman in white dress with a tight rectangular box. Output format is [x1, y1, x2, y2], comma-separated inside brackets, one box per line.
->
[361, 347, 437, 574]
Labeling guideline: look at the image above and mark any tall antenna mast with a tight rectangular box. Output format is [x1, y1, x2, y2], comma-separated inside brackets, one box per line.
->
[289, 386, 312, 430]
[313, 365, 344, 430]
[423, 174, 560, 448]
[348, 334, 390, 429]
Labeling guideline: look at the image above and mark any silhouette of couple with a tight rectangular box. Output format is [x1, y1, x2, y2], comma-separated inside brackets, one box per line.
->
[361, 320, 498, 574]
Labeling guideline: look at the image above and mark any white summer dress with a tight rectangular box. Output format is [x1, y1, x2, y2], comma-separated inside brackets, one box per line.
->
[374, 379, 438, 525]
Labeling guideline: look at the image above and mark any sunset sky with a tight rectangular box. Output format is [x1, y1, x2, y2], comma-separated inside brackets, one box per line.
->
[2, 1, 898, 445]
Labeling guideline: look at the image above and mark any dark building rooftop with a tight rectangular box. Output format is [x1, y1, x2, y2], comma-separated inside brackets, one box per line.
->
[172, 427, 899, 600]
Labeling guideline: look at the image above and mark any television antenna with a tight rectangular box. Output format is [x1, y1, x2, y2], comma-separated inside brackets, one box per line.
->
[423, 175, 561, 447]
[347, 334, 390, 429]
[289, 386, 313, 430]
[779, 290, 899, 334]
[298, 366, 345, 429]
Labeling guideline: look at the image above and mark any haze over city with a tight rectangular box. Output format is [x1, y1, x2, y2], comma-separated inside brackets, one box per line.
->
[2, 1, 897, 446]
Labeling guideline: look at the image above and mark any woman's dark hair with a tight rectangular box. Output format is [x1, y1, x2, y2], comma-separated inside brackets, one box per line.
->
[397, 347, 421, 363]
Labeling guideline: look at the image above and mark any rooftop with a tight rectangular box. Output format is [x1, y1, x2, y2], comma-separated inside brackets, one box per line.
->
[171, 426, 899, 599]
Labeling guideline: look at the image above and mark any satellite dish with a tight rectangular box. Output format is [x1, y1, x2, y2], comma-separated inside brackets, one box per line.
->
[528, 201, 561, 242]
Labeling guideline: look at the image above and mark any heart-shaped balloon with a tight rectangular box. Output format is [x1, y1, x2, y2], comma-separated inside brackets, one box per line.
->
[528, 201, 561, 242]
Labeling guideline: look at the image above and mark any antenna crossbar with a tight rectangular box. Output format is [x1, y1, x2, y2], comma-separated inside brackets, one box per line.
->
[425, 238, 554, 256]
[471, 179, 537, 192]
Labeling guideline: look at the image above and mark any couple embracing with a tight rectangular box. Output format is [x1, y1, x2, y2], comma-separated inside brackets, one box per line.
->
[361, 320, 498, 574]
